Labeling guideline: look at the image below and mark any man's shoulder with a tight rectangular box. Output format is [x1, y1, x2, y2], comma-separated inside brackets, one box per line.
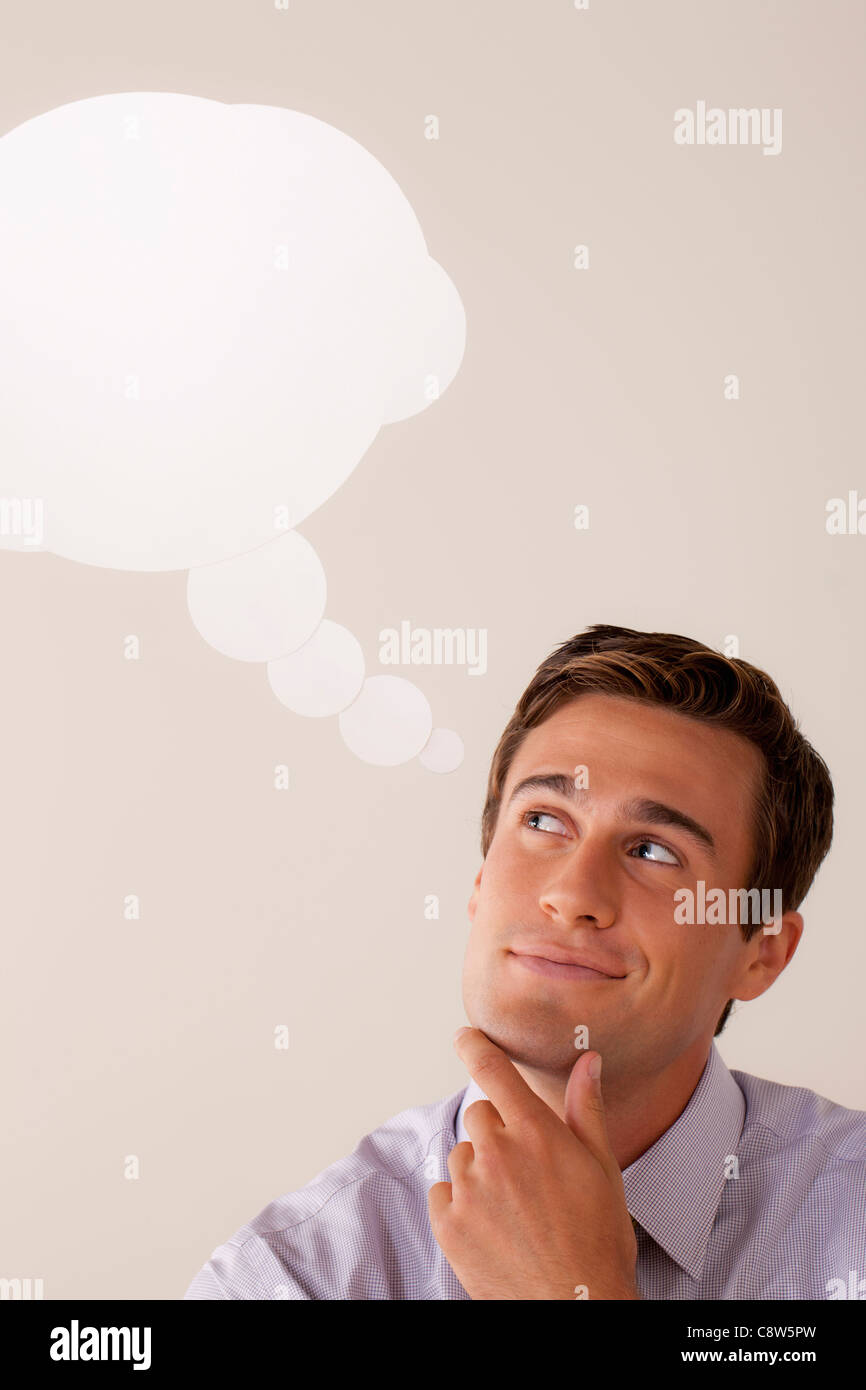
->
[730, 1063, 866, 1164]
[184, 1085, 467, 1300]
[247, 1084, 465, 1235]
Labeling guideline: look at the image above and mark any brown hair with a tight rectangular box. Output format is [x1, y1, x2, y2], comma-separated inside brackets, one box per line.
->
[480, 625, 834, 1036]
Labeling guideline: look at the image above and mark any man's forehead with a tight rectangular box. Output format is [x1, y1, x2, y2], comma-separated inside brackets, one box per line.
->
[505, 694, 763, 800]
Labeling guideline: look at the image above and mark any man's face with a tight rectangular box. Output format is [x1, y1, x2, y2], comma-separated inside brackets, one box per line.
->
[462, 693, 766, 1082]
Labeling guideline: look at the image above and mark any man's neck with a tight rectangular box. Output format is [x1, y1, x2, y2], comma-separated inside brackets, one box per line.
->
[513, 1037, 713, 1170]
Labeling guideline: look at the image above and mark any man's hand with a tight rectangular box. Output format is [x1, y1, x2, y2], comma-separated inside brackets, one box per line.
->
[427, 1027, 640, 1300]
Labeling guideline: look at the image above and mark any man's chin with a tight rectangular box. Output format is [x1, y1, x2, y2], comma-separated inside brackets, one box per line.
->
[467, 1015, 584, 1075]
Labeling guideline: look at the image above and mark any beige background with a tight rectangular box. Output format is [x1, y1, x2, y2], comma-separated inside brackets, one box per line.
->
[1, 0, 864, 1299]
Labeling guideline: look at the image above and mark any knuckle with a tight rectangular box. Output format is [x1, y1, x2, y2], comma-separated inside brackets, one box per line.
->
[465, 1098, 493, 1122]
[470, 1054, 501, 1085]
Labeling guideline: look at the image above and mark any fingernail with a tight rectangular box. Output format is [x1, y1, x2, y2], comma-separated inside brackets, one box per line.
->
[453, 1026, 471, 1044]
[588, 1053, 602, 1080]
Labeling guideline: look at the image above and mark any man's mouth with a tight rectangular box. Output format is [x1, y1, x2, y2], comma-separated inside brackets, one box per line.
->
[507, 948, 627, 982]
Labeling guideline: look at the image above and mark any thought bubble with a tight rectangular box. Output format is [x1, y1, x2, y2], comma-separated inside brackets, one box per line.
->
[267, 619, 365, 717]
[187, 530, 326, 663]
[338, 675, 433, 765]
[0, 92, 466, 767]
[419, 727, 465, 774]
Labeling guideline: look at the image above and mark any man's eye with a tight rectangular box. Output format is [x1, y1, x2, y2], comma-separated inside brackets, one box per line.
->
[630, 839, 679, 865]
[522, 810, 568, 836]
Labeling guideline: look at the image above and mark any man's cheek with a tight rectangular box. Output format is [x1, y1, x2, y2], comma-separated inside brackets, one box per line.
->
[654, 948, 710, 1009]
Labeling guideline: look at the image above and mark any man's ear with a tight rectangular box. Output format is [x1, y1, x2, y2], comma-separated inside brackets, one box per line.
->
[467, 864, 484, 921]
[733, 909, 804, 1004]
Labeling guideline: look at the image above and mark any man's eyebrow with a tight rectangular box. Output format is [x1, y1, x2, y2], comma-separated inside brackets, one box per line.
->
[505, 774, 717, 856]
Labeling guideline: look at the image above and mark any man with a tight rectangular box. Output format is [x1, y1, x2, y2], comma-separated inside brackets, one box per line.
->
[184, 624, 865, 1300]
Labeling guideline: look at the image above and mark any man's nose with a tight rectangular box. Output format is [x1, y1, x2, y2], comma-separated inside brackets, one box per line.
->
[537, 835, 619, 929]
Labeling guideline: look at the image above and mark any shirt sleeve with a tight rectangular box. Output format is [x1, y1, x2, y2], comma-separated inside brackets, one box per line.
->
[183, 1233, 310, 1300]
[183, 1261, 228, 1300]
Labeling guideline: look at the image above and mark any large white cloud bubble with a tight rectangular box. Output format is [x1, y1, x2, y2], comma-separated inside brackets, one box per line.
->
[0, 92, 465, 571]
[0, 92, 466, 769]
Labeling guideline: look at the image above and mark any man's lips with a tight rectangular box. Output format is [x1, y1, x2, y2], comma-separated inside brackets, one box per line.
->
[507, 947, 627, 982]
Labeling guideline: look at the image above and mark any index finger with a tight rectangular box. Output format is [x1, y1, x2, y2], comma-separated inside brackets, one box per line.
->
[453, 1027, 547, 1127]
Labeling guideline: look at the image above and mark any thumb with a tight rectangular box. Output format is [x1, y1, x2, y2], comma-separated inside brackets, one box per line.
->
[563, 1050, 618, 1175]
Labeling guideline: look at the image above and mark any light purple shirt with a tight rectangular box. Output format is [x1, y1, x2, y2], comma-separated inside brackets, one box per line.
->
[184, 1043, 866, 1300]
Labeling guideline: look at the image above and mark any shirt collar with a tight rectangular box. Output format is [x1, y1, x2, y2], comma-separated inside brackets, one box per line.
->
[454, 1041, 745, 1284]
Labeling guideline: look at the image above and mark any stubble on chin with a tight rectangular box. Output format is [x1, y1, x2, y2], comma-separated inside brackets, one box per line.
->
[463, 945, 589, 1072]
[464, 986, 581, 1075]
